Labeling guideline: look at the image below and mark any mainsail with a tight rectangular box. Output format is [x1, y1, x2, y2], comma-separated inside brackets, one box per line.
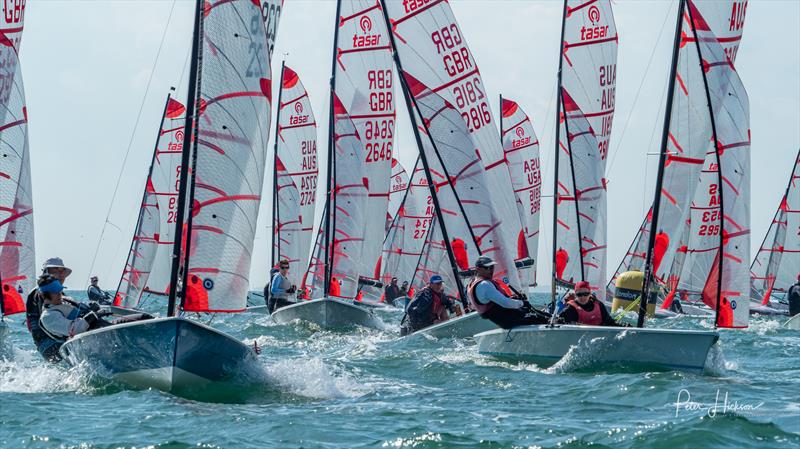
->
[272, 64, 317, 284]
[177, 0, 273, 313]
[386, 158, 408, 233]
[750, 149, 800, 307]
[500, 97, 541, 287]
[115, 96, 186, 308]
[0, 11, 32, 317]
[411, 215, 460, 301]
[382, 0, 525, 290]
[638, 0, 750, 329]
[333, 0, 396, 283]
[552, 0, 618, 292]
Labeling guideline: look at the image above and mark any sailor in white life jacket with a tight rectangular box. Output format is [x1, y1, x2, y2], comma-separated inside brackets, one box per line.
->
[269, 259, 296, 313]
[558, 281, 620, 326]
[37, 275, 110, 345]
[467, 256, 550, 329]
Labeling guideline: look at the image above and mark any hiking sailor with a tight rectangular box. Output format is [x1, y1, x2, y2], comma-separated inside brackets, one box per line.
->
[400, 275, 456, 336]
[558, 281, 621, 326]
[25, 257, 76, 361]
[86, 276, 112, 305]
[37, 274, 109, 352]
[384, 277, 402, 303]
[468, 256, 550, 329]
[788, 275, 800, 318]
[268, 260, 296, 314]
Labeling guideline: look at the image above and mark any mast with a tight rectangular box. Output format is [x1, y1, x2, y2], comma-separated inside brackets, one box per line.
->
[323, 0, 344, 294]
[379, 0, 467, 301]
[550, 0, 569, 304]
[115, 93, 172, 301]
[637, 0, 686, 328]
[686, 2, 724, 328]
[272, 60, 286, 269]
[167, 0, 203, 317]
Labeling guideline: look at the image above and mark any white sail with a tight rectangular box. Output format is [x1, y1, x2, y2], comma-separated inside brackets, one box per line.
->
[553, 0, 617, 291]
[0, 12, 33, 316]
[501, 98, 541, 287]
[386, 158, 408, 233]
[182, 0, 272, 312]
[333, 0, 396, 283]
[383, 0, 525, 289]
[411, 215, 460, 301]
[273, 65, 318, 284]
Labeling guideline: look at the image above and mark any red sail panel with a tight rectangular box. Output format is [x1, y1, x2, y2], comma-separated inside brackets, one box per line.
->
[334, 0, 396, 282]
[274, 66, 318, 284]
[554, 0, 618, 291]
[183, 0, 272, 312]
[501, 98, 541, 287]
[0, 10, 33, 316]
[384, 0, 525, 289]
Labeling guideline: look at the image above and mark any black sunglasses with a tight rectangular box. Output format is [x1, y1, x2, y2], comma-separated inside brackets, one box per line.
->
[576, 292, 590, 297]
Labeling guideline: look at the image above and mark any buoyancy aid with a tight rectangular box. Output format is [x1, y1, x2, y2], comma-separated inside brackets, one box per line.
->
[467, 277, 501, 316]
[567, 299, 602, 325]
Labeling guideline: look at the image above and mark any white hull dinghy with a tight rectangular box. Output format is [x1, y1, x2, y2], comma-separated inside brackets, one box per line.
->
[414, 312, 496, 339]
[750, 304, 789, 317]
[271, 297, 384, 330]
[60, 317, 260, 396]
[476, 325, 719, 373]
[784, 314, 800, 330]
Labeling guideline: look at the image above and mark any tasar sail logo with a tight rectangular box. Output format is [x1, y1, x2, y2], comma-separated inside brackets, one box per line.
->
[581, 5, 609, 41]
[512, 126, 530, 149]
[352, 14, 381, 48]
[289, 101, 309, 125]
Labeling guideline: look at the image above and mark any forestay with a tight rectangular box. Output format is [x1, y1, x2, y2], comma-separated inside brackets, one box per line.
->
[750, 150, 800, 306]
[274, 66, 317, 283]
[501, 98, 541, 287]
[554, 0, 617, 291]
[182, 0, 272, 312]
[0, 9, 32, 317]
[383, 0, 525, 289]
[676, 0, 750, 328]
[334, 0, 396, 282]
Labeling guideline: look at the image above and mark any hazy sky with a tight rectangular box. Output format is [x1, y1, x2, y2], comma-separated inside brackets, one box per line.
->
[19, 0, 800, 292]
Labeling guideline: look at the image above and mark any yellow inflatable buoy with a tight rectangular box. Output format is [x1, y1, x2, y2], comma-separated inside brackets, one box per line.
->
[611, 271, 657, 317]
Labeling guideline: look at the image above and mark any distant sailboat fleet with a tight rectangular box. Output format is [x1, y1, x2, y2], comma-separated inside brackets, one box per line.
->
[1, 0, 799, 399]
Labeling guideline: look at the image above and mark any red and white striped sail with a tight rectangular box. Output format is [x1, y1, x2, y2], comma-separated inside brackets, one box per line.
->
[501, 98, 541, 287]
[381, 159, 436, 287]
[404, 73, 518, 289]
[675, 0, 750, 327]
[411, 216, 460, 301]
[605, 209, 652, 301]
[0, 9, 32, 317]
[114, 98, 186, 307]
[386, 158, 408, 233]
[140, 98, 186, 297]
[383, 0, 525, 289]
[182, 0, 272, 312]
[554, 0, 617, 291]
[327, 94, 370, 299]
[334, 0, 396, 282]
[274, 66, 317, 283]
[750, 150, 800, 306]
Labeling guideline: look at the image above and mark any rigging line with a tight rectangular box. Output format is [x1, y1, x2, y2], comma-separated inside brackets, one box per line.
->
[605, 1, 672, 178]
[536, 80, 558, 265]
[86, 0, 178, 283]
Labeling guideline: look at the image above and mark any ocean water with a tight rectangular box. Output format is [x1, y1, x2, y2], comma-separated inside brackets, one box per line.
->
[0, 292, 798, 449]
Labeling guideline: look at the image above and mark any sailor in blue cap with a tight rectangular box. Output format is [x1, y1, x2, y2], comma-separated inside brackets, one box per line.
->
[400, 274, 457, 336]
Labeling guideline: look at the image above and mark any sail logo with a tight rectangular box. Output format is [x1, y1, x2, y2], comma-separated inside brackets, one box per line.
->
[580, 5, 609, 41]
[515, 126, 525, 138]
[289, 101, 309, 125]
[352, 14, 381, 49]
[512, 127, 531, 149]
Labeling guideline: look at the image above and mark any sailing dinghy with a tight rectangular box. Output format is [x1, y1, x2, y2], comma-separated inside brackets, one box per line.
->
[60, 0, 275, 397]
[749, 149, 799, 316]
[0, 11, 33, 344]
[478, 0, 749, 371]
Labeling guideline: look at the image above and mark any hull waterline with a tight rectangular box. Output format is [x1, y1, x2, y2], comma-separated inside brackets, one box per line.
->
[413, 312, 497, 339]
[475, 324, 719, 373]
[271, 297, 384, 330]
[59, 317, 260, 399]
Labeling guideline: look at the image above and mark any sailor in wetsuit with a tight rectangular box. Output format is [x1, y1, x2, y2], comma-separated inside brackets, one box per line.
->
[558, 281, 621, 326]
[86, 276, 112, 304]
[788, 276, 800, 318]
[468, 256, 550, 329]
[26, 257, 76, 361]
[37, 275, 110, 355]
[268, 260, 296, 313]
